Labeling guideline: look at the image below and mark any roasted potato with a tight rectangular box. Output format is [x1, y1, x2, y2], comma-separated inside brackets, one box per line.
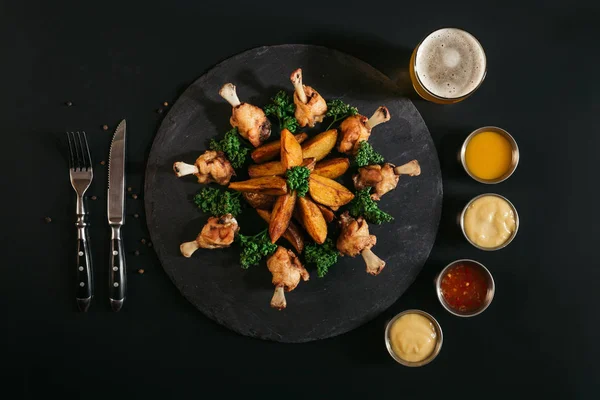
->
[301, 129, 338, 161]
[269, 192, 297, 243]
[248, 157, 316, 179]
[280, 129, 303, 169]
[256, 209, 304, 253]
[301, 157, 316, 171]
[242, 192, 276, 209]
[296, 196, 327, 244]
[308, 174, 354, 207]
[313, 157, 350, 179]
[229, 176, 287, 196]
[248, 161, 286, 178]
[316, 203, 335, 223]
[251, 132, 308, 164]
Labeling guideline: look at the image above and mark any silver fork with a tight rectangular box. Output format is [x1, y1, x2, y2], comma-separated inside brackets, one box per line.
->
[67, 131, 94, 312]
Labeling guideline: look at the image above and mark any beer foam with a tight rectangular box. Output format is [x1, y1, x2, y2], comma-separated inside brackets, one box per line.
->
[415, 28, 486, 99]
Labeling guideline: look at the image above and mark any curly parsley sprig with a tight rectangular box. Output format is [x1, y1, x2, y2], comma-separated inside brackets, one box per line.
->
[325, 99, 358, 130]
[285, 166, 311, 197]
[305, 238, 338, 278]
[263, 91, 299, 133]
[193, 187, 242, 217]
[209, 128, 250, 169]
[348, 187, 394, 224]
[237, 229, 278, 269]
[355, 140, 384, 167]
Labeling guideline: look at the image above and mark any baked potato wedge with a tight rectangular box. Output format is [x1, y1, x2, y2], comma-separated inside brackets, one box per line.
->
[229, 176, 288, 196]
[296, 196, 327, 244]
[280, 129, 303, 169]
[313, 157, 350, 179]
[301, 129, 338, 161]
[251, 132, 308, 164]
[248, 161, 286, 178]
[316, 203, 335, 223]
[256, 209, 304, 253]
[269, 191, 297, 243]
[308, 174, 354, 207]
[248, 157, 317, 178]
[242, 192, 276, 209]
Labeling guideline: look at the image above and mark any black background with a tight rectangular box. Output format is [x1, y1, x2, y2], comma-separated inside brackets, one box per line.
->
[2, 0, 598, 397]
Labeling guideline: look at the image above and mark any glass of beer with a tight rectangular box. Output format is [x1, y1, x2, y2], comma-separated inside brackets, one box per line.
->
[409, 28, 487, 104]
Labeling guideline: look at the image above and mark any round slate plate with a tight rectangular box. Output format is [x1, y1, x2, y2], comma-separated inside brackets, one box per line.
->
[144, 44, 442, 343]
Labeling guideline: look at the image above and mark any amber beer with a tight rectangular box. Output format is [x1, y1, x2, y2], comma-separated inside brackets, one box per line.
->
[409, 28, 487, 104]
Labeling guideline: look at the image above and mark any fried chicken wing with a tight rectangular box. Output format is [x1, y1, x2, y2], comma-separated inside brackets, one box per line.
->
[173, 150, 235, 185]
[337, 212, 385, 275]
[290, 68, 327, 128]
[267, 246, 309, 310]
[353, 160, 421, 200]
[220, 83, 271, 147]
[337, 106, 390, 155]
[180, 214, 239, 257]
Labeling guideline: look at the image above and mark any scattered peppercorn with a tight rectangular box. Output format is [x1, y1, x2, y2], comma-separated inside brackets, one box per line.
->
[132, 194, 138, 199]
[44, 217, 52, 223]
[137, 269, 145, 274]
[65, 101, 73, 107]
[163, 101, 169, 107]
[134, 250, 140, 256]
[134, 213, 140, 219]
[141, 238, 147, 244]
[102, 124, 109, 131]
[127, 187, 132, 192]
[147, 242, 153, 248]
[100, 160, 106, 166]
[91, 195, 97, 200]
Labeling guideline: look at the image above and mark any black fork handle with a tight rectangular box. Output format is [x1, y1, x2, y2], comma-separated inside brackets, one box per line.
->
[76, 213, 93, 311]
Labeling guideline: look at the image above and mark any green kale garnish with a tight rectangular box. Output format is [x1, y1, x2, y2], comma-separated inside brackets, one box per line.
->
[348, 187, 394, 224]
[193, 187, 242, 217]
[285, 166, 311, 197]
[325, 99, 359, 130]
[355, 140, 384, 167]
[263, 91, 299, 133]
[209, 128, 249, 169]
[237, 229, 278, 269]
[305, 238, 339, 278]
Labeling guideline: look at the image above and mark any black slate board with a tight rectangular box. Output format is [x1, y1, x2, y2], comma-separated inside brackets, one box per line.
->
[144, 45, 442, 343]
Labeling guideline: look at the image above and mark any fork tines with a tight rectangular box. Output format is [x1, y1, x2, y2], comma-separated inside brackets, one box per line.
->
[67, 131, 92, 171]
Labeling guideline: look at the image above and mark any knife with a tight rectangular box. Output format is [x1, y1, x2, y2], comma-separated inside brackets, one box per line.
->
[107, 119, 127, 312]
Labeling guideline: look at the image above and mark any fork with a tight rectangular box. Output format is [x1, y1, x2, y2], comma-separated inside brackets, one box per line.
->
[67, 131, 94, 312]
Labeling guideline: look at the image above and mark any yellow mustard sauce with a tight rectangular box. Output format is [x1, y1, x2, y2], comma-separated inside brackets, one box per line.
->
[464, 195, 516, 248]
[389, 313, 437, 362]
[465, 131, 513, 180]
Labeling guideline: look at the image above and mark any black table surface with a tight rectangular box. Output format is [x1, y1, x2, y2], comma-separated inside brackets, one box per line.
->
[2, 0, 598, 397]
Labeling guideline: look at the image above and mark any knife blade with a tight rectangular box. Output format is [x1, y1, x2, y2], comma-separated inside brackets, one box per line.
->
[107, 119, 127, 311]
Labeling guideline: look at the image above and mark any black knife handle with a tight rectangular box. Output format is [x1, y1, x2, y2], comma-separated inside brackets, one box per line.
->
[109, 225, 126, 311]
[76, 218, 93, 311]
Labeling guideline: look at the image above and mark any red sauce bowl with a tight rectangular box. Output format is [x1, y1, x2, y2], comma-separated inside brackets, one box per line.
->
[435, 259, 495, 317]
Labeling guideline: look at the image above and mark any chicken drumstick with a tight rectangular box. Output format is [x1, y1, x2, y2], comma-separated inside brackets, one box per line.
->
[337, 106, 390, 155]
[337, 212, 386, 275]
[180, 214, 240, 257]
[353, 160, 421, 200]
[219, 83, 271, 147]
[267, 246, 309, 310]
[173, 150, 235, 185]
[290, 68, 328, 128]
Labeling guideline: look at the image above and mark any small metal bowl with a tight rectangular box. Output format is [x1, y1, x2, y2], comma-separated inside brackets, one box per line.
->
[435, 259, 495, 317]
[460, 193, 520, 251]
[460, 126, 519, 184]
[384, 309, 443, 367]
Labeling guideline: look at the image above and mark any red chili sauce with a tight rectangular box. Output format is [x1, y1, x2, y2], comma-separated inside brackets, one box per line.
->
[440, 263, 488, 313]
